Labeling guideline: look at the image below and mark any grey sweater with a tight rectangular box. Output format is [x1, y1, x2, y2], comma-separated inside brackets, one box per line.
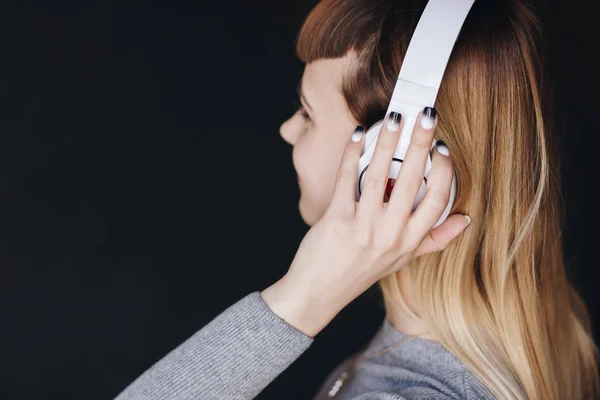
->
[114, 291, 496, 399]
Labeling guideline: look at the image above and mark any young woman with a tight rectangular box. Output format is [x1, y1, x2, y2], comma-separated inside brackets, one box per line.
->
[114, 1, 600, 399]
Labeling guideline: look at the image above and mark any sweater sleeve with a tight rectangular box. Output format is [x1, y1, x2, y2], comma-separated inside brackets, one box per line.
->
[113, 291, 314, 400]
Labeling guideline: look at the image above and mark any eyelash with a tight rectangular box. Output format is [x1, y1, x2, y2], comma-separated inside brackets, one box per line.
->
[294, 99, 311, 121]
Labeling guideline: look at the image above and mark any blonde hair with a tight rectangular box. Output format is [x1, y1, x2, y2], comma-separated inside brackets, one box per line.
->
[295, 0, 600, 398]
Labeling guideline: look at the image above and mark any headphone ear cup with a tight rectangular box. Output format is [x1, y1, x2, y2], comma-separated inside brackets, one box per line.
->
[356, 119, 428, 211]
[355, 125, 456, 230]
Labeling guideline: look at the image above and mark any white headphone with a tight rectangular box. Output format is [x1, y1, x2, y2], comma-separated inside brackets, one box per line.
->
[356, 0, 475, 229]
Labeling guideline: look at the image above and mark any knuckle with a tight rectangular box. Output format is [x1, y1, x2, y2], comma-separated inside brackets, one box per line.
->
[405, 236, 422, 253]
[428, 187, 450, 210]
[433, 161, 455, 180]
[326, 218, 351, 235]
[376, 234, 398, 251]
[355, 229, 373, 248]
[410, 132, 434, 151]
[377, 136, 398, 151]
[395, 201, 414, 217]
[428, 234, 444, 251]
[337, 170, 355, 184]
[443, 165, 455, 180]
[364, 174, 388, 190]
[398, 238, 418, 254]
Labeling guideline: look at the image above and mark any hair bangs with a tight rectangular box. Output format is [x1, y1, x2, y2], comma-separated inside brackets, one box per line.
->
[294, 0, 383, 63]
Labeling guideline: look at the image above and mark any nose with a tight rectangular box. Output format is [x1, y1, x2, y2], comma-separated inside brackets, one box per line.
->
[279, 114, 302, 145]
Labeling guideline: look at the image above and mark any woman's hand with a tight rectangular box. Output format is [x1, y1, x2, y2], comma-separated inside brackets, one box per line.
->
[261, 109, 471, 338]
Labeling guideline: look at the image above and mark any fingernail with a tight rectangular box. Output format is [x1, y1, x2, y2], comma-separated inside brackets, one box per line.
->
[463, 215, 471, 229]
[351, 126, 364, 143]
[420, 107, 436, 129]
[436, 140, 449, 156]
[386, 111, 401, 132]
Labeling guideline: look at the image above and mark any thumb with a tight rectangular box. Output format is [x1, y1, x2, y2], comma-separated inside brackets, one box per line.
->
[413, 214, 471, 258]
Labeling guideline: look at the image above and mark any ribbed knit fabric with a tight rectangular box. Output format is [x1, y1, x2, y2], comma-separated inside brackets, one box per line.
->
[311, 317, 496, 399]
[114, 291, 497, 400]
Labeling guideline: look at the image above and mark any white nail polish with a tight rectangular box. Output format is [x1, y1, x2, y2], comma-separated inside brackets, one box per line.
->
[386, 112, 401, 132]
[352, 126, 364, 143]
[464, 215, 471, 228]
[420, 107, 436, 130]
[436, 141, 449, 156]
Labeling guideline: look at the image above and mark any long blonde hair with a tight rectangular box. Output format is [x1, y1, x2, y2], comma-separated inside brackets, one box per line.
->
[295, 0, 599, 398]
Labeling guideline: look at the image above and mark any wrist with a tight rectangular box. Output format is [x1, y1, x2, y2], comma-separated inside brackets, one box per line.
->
[260, 274, 343, 338]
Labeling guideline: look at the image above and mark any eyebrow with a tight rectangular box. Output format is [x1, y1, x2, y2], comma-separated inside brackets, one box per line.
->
[296, 80, 313, 113]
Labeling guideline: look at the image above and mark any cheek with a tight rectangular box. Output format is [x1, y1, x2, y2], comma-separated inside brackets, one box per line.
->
[293, 133, 347, 203]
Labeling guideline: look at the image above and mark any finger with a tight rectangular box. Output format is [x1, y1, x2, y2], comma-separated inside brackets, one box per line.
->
[326, 126, 365, 218]
[413, 214, 471, 258]
[355, 111, 403, 221]
[385, 107, 437, 228]
[405, 140, 455, 241]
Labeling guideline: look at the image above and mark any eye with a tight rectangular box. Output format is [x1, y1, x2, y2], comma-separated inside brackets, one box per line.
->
[294, 99, 311, 122]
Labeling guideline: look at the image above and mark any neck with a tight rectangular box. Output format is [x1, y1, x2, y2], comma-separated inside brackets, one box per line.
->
[383, 269, 440, 343]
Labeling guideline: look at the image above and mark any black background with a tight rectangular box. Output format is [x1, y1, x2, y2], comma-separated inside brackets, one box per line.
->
[0, 1, 598, 399]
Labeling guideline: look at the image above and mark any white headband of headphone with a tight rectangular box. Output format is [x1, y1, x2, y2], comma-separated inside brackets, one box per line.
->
[357, 0, 476, 228]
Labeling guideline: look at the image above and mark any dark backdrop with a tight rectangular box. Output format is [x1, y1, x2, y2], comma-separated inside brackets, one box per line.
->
[0, 1, 597, 399]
